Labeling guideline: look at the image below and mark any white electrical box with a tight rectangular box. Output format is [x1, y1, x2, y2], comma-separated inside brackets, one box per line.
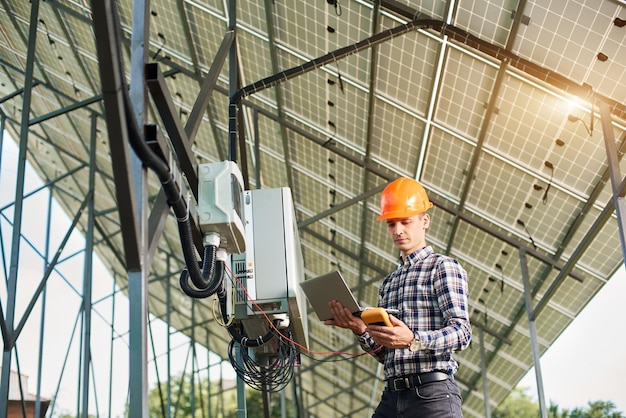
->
[197, 161, 245, 254]
[231, 187, 308, 350]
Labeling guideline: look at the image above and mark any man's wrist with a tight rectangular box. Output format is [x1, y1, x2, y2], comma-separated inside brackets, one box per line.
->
[408, 336, 423, 352]
[353, 325, 367, 336]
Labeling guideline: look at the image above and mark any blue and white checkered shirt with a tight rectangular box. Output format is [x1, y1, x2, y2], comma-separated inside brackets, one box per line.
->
[357, 245, 472, 379]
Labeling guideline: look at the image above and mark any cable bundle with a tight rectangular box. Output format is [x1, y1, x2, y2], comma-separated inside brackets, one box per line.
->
[227, 327, 298, 392]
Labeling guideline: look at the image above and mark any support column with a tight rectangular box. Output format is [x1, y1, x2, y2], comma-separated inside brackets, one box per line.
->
[520, 249, 547, 418]
[128, 0, 150, 416]
[166, 256, 172, 418]
[90, 0, 152, 414]
[599, 101, 626, 264]
[235, 344, 247, 418]
[228, 1, 247, 417]
[108, 274, 118, 418]
[79, 113, 98, 417]
[228, 0, 238, 163]
[478, 327, 491, 418]
[0, 1, 40, 416]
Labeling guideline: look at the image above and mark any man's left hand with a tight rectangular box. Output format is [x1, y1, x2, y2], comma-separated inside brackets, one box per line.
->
[366, 315, 414, 349]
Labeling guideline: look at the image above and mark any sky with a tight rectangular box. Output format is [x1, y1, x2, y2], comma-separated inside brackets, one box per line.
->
[1, 133, 625, 415]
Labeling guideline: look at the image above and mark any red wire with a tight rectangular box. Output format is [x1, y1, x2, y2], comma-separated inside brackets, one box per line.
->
[224, 265, 383, 358]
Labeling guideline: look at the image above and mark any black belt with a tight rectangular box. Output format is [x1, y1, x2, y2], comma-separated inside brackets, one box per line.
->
[385, 371, 450, 391]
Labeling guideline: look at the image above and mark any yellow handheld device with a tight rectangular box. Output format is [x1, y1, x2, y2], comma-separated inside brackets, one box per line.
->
[361, 307, 392, 327]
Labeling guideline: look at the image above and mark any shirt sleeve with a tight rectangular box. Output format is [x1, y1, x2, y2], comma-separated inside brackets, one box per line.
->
[415, 257, 472, 354]
[356, 332, 386, 363]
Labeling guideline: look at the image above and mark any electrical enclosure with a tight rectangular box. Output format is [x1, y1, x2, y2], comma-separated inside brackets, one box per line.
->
[231, 187, 308, 351]
[197, 161, 245, 253]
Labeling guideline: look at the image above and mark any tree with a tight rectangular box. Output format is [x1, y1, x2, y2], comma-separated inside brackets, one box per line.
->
[493, 387, 539, 418]
[54, 413, 98, 418]
[493, 387, 624, 418]
[146, 373, 294, 418]
[568, 400, 625, 418]
[147, 373, 227, 417]
[224, 390, 294, 418]
[548, 400, 569, 418]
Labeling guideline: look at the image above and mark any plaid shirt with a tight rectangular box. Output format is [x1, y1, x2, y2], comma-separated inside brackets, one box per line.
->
[357, 246, 471, 379]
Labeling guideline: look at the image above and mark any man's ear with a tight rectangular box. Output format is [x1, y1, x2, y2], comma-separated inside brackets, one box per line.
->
[423, 213, 431, 229]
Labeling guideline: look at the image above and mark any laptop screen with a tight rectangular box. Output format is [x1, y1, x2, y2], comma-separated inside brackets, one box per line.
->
[299, 271, 361, 321]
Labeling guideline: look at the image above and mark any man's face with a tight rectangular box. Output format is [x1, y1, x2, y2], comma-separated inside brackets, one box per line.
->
[385, 213, 430, 257]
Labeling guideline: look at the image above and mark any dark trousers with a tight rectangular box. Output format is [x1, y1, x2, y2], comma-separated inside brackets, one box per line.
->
[372, 378, 463, 418]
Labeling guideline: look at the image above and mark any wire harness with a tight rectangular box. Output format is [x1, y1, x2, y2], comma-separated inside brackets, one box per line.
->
[227, 324, 298, 392]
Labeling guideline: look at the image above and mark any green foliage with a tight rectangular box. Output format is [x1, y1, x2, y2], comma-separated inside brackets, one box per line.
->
[493, 387, 539, 418]
[493, 387, 624, 418]
[53, 412, 98, 418]
[223, 390, 294, 418]
[54, 415, 98, 418]
[147, 373, 230, 417]
[567, 400, 625, 418]
[146, 373, 294, 418]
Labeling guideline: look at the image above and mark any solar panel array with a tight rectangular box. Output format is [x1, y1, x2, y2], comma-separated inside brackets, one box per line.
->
[0, 0, 625, 416]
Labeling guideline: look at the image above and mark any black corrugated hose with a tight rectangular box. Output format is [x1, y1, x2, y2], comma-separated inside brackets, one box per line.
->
[122, 92, 222, 298]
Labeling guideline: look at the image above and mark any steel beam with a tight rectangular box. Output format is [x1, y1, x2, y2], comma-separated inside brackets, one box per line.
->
[0, 1, 41, 415]
[0, 83, 39, 104]
[520, 249, 547, 418]
[145, 63, 199, 200]
[599, 101, 626, 263]
[185, 30, 234, 143]
[298, 184, 386, 228]
[34, 182, 53, 418]
[532, 172, 626, 319]
[90, 0, 141, 269]
[79, 113, 97, 418]
[478, 327, 492, 418]
[128, 0, 150, 417]
[144, 28, 235, 261]
[28, 94, 102, 126]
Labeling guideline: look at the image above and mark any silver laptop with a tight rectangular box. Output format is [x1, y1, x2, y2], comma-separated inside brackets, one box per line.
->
[299, 270, 398, 321]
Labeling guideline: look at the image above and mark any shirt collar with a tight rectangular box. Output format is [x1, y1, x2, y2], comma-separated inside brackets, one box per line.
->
[399, 245, 433, 266]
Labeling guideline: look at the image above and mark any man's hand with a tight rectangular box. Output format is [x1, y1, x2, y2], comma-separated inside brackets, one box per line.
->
[365, 315, 414, 349]
[324, 300, 367, 335]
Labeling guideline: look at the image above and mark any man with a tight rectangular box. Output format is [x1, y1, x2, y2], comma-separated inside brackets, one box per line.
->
[325, 177, 471, 417]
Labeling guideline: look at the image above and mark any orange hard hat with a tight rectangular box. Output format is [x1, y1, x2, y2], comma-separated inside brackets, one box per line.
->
[376, 177, 433, 220]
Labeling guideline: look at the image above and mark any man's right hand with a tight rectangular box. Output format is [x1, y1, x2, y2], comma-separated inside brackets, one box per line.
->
[324, 300, 367, 335]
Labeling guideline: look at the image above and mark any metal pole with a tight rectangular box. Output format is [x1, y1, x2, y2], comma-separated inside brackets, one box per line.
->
[79, 112, 98, 417]
[107, 274, 117, 418]
[128, 0, 150, 416]
[166, 256, 172, 418]
[478, 327, 491, 418]
[235, 344, 247, 418]
[191, 299, 197, 415]
[280, 386, 286, 418]
[0, 1, 40, 415]
[599, 101, 626, 264]
[206, 333, 211, 418]
[228, 0, 238, 163]
[35, 178, 54, 418]
[229, 0, 244, 412]
[520, 249, 547, 418]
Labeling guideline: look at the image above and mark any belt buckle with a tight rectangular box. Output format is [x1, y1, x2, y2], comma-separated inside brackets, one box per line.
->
[393, 377, 410, 391]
